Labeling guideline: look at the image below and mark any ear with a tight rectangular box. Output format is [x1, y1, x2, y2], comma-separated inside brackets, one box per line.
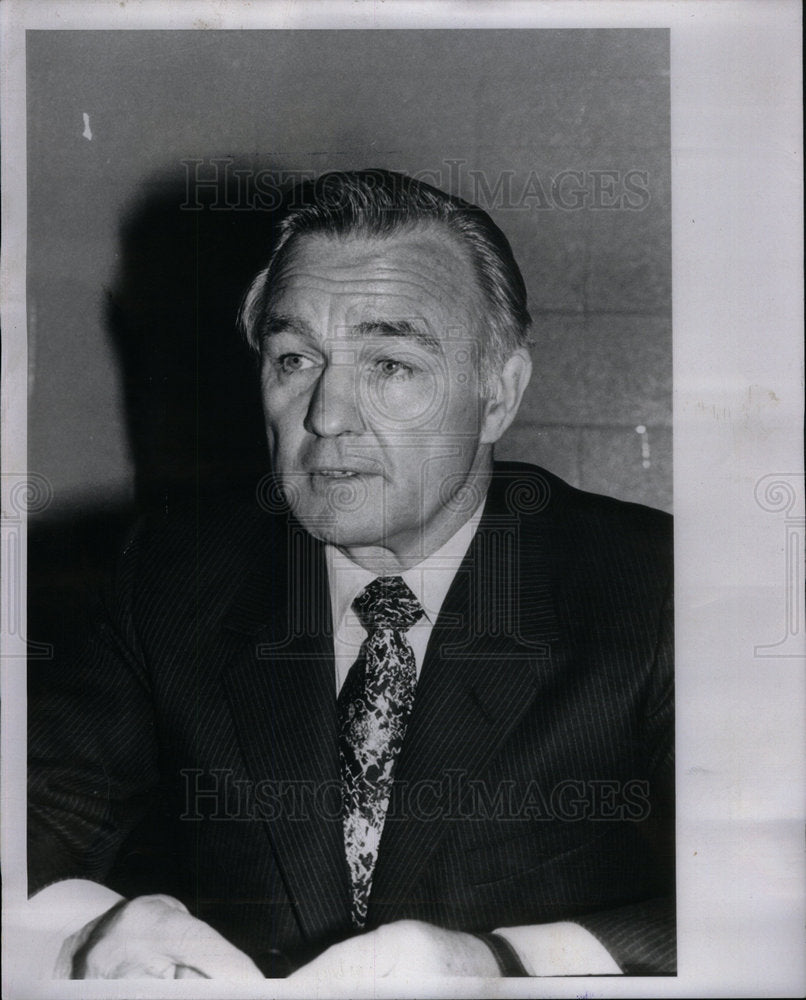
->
[480, 348, 533, 445]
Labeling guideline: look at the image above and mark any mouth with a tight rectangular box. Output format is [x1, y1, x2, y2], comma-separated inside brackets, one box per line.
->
[311, 468, 367, 479]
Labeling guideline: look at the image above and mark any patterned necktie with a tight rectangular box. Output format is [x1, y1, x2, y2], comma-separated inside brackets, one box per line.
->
[338, 575, 425, 927]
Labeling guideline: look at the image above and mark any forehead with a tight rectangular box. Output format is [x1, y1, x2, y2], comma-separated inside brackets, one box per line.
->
[271, 226, 482, 327]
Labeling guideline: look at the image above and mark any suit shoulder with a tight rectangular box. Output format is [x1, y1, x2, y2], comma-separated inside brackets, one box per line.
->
[494, 461, 670, 523]
[118, 490, 293, 595]
[493, 461, 672, 569]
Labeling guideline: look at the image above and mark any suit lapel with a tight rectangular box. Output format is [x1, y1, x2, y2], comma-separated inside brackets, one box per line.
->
[221, 518, 352, 942]
[368, 472, 565, 923]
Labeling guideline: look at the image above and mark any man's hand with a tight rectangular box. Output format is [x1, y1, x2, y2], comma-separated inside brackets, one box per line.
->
[53, 894, 264, 979]
[289, 920, 501, 978]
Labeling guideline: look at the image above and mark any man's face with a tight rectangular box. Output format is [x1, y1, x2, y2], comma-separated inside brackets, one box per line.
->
[258, 226, 499, 562]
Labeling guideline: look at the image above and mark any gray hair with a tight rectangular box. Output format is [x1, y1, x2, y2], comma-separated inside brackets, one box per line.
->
[238, 168, 532, 396]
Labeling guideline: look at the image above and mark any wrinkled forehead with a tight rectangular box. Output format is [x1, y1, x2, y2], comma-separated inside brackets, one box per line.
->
[268, 225, 484, 333]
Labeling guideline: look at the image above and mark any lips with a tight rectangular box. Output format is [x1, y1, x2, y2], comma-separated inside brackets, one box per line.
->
[308, 462, 382, 478]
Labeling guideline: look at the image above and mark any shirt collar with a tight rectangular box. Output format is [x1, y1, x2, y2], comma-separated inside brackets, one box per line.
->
[325, 501, 486, 633]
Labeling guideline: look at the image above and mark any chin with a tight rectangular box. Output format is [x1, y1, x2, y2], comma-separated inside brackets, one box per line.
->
[285, 479, 386, 542]
[291, 507, 383, 549]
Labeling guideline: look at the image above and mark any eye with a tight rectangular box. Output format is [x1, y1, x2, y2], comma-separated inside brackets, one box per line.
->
[375, 358, 414, 379]
[277, 353, 316, 374]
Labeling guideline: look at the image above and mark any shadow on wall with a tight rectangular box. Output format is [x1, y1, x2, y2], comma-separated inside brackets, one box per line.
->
[109, 172, 276, 511]
[28, 170, 283, 664]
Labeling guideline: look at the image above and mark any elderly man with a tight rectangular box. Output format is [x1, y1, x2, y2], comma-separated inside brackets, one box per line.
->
[28, 169, 674, 979]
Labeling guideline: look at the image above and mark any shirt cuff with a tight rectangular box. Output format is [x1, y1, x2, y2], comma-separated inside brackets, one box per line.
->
[493, 921, 623, 975]
[19, 879, 124, 979]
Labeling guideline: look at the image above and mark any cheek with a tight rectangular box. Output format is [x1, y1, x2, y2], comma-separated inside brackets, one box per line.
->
[367, 375, 481, 436]
[360, 380, 437, 433]
[261, 386, 304, 437]
[261, 407, 297, 462]
[440, 388, 485, 439]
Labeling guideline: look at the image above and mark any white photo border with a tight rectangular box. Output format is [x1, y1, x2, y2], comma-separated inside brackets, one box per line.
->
[2, 1, 803, 997]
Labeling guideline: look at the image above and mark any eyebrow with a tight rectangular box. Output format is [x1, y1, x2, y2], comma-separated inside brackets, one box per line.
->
[352, 320, 442, 354]
[261, 314, 443, 354]
[261, 313, 314, 340]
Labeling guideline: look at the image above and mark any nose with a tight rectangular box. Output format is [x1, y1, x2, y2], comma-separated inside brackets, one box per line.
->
[304, 356, 363, 437]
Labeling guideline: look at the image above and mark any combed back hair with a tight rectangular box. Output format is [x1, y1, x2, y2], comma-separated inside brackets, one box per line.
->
[238, 168, 532, 396]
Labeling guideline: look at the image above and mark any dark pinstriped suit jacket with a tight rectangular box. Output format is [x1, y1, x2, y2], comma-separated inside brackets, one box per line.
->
[28, 462, 675, 975]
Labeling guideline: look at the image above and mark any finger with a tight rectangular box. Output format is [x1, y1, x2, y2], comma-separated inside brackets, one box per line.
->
[158, 908, 264, 980]
[175, 965, 208, 978]
[290, 933, 390, 979]
[77, 897, 263, 980]
[54, 934, 80, 978]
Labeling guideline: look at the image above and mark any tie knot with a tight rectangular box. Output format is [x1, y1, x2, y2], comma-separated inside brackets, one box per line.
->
[353, 576, 425, 631]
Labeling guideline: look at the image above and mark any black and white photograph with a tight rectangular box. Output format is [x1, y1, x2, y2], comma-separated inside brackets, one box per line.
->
[1, 2, 802, 997]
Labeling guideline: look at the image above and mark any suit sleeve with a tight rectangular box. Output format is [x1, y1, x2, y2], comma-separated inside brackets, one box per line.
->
[570, 580, 676, 974]
[28, 525, 161, 896]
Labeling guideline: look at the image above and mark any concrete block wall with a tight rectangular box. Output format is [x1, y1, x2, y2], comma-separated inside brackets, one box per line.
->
[26, 29, 671, 517]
